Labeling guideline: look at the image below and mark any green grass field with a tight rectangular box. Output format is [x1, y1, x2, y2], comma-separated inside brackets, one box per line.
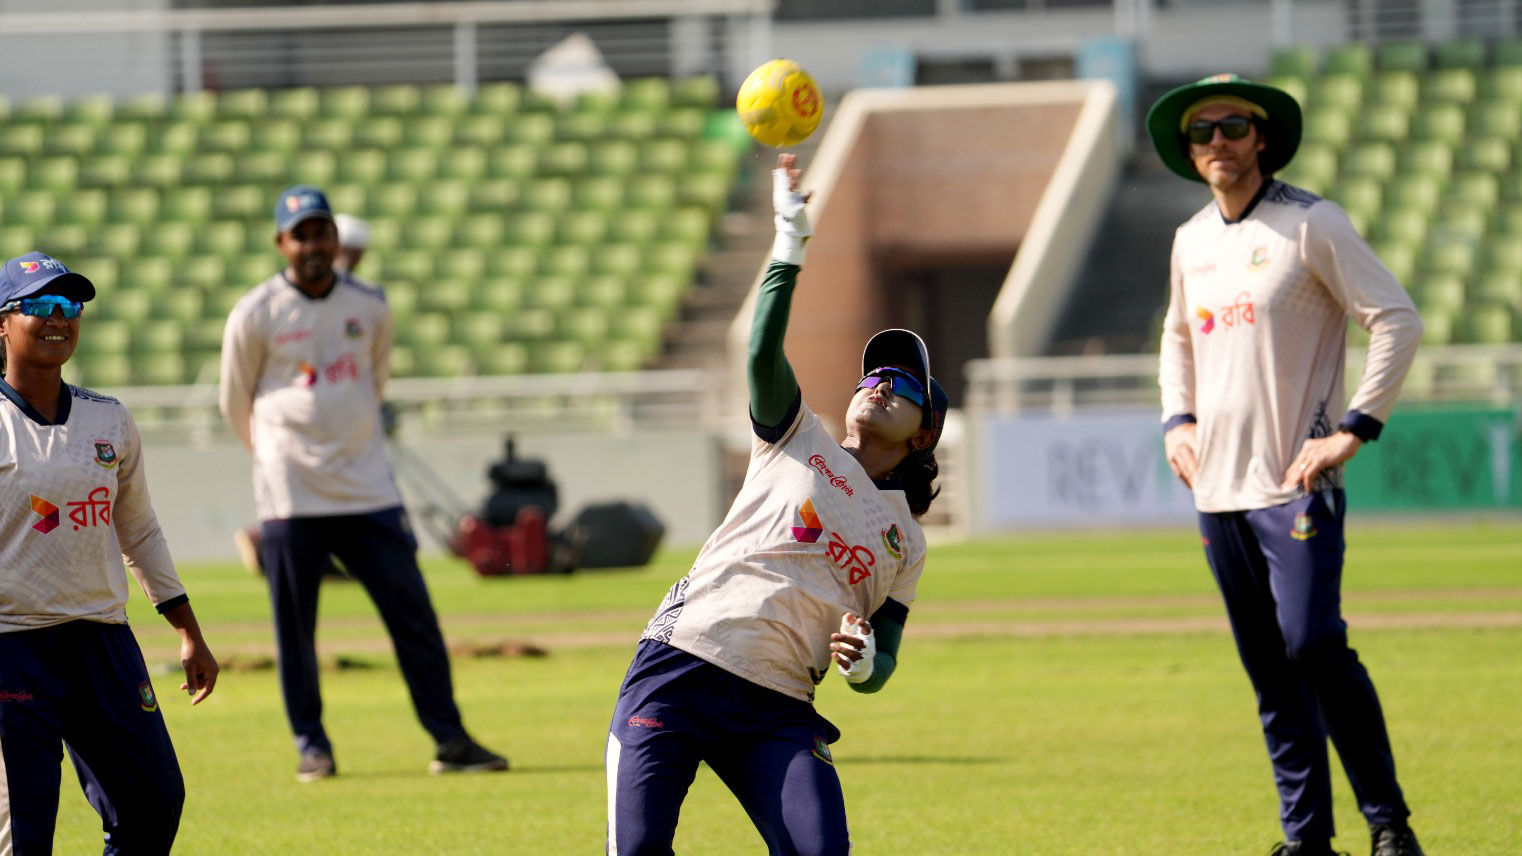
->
[52, 520, 1522, 854]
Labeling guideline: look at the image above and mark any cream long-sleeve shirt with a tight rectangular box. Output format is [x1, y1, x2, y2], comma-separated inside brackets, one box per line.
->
[219, 272, 402, 521]
[1, 381, 186, 630]
[1159, 181, 1423, 513]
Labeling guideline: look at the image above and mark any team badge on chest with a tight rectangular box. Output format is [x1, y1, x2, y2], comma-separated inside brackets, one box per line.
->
[344, 318, 363, 338]
[93, 439, 118, 469]
[881, 524, 903, 560]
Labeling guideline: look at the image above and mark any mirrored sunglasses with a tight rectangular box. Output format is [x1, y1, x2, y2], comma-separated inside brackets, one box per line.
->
[1, 295, 84, 319]
[855, 366, 927, 407]
[1185, 115, 1254, 145]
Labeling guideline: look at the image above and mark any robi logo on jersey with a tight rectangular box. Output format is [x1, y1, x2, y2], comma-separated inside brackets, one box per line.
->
[28, 488, 113, 534]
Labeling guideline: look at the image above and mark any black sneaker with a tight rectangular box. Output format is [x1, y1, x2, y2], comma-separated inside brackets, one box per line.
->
[429, 736, 508, 774]
[1370, 823, 1425, 856]
[296, 750, 336, 783]
[1269, 841, 1348, 856]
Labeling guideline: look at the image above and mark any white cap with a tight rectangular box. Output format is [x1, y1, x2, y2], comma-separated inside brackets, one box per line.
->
[334, 213, 370, 250]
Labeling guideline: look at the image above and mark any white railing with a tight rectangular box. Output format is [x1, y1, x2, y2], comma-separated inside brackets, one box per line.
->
[115, 367, 730, 444]
[967, 345, 1522, 416]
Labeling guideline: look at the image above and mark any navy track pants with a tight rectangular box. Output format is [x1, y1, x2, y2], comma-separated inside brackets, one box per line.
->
[1198, 489, 1409, 842]
[261, 506, 465, 757]
[0, 621, 184, 855]
[606, 640, 849, 856]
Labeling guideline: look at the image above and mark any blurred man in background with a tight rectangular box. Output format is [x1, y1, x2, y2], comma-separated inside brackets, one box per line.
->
[1149, 75, 1425, 856]
[219, 186, 506, 782]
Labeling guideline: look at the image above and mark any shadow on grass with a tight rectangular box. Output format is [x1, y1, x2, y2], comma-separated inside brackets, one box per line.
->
[838, 755, 1007, 766]
[336, 763, 604, 780]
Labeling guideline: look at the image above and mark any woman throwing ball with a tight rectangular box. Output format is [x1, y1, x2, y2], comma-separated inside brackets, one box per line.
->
[606, 155, 947, 856]
[0, 252, 219, 855]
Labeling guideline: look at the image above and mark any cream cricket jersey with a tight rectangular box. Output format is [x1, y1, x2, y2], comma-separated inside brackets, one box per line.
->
[641, 399, 926, 703]
[219, 272, 401, 521]
[0, 380, 185, 631]
[1159, 180, 1423, 513]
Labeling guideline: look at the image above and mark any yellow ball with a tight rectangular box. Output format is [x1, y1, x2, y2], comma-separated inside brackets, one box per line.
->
[736, 59, 824, 148]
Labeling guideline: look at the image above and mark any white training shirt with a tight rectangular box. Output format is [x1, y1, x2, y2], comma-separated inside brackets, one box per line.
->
[0, 381, 185, 631]
[641, 399, 927, 702]
[1159, 180, 1423, 513]
[219, 272, 401, 521]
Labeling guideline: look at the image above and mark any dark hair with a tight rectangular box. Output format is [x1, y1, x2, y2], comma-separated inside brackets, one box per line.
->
[893, 451, 940, 518]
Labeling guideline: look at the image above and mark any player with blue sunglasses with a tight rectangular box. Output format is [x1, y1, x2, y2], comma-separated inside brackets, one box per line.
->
[0, 251, 220, 853]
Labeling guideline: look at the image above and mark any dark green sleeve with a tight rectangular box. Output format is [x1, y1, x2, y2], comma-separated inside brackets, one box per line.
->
[748, 260, 802, 431]
[846, 599, 907, 694]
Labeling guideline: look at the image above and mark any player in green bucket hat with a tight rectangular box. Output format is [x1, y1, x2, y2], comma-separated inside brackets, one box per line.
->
[1146, 72, 1302, 182]
[1149, 74, 1429, 856]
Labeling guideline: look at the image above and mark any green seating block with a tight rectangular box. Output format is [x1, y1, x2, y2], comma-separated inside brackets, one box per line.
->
[478, 342, 529, 375]
[30, 156, 79, 192]
[162, 187, 214, 222]
[507, 307, 556, 340]
[319, 86, 370, 120]
[356, 117, 404, 149]
[577, 275, 627, 309]
[1456, 136, 1511, 173]
[1377, 41, 1427, 72]
[477, 278, 524, 313]
[627, 174, 677, 209]
[1397, 141, 1453, 181]
[421, 84, 470, 117]
[455, 314, 508, 348]
[0, 123, 44, 157]
[661, 206, 711, 248]
[336, 149, 386, 184]
[80, 154, 132, 188]
[623, 78, 672, 112]
[1424, 237, 1478, 278]
[151, 289, 205, 324]
[488, 247, 537, 278]
[1370, 71, 1420, 109]
[474, 82, 522, 116]
[184, 317, 226, 352]
[609, 210, 660, 243]
[539, 141, 590, 176]
[77, 319, 130, 357]
[136, 353, 188, 385]
[269, 87, 320, 120]
[1409, 104, 1466, 144]
[45, 124, 97, 157]
[503, 113, 554, 146]
[558, 211, 608, 245]
[402, 120, 453, 149]
[197, 117, 251, 150]
[1301, 110, 1352, 147]
[1471, 102, 1522, 140]
[489, 145, 537, 179]
[1474, 270, 1522, 305]
[116, 93, 166, 122]
[467, 179, 518, 212]
[302, 120, 354, 151]
[1421, 68, 1477, 103]
[573, 176, 625, 212]
[98, 223, 141, 259]
[0, 157, 26, 194]
[673, 76, 720, 109]
[125, 253, 180, 293]
[523, 277, 577, 311]
[60, 190, 107, 226]
[524, 178, 573, 213]
[1429, 209, 1486, 242]
[1435, 39, 1486, 69]
[15, 95, 63, 122]
[560, 306, 611, 345]
[1464, 303, 1515, 343]
[614, 304, 666, 348]
[251, 118, 301, 153]
[558, 111, 610, 143]
[185, 152, 236, 185]
[75, 356, 132, 389]
[1445, 171, 1500, 212]
[1269, 46, 1318, 79]
[1483, 241, 1522, 274]
[440, 248, 486, 281]
[98, 121, 148, 157]
[531, 340, 587, 374]
[133, 154, 185, 187]
[95, 288, 151, 324]
[1387, 174, 1442, 215]
[398, 312, 450, 348]
[589, 139, 639, 176]
[64, 94, 114, 127]
[417, 279, 471, 313]
[178, 256, 227, 291]
[1356, 106, 1407, 143]
[610, 111, 657, 141]
[371, 84, 421, 116]
[455, 115, 507, 147]
[541, 246, 591, 279]
[11, 191, 57, 228]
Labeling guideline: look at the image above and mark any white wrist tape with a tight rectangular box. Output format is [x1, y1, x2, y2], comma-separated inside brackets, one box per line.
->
[771, 168, 812, 266]
[836, 615, 875, 683]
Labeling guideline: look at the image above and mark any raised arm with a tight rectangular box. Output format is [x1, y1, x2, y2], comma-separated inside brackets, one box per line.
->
[748, 153, 813, 431]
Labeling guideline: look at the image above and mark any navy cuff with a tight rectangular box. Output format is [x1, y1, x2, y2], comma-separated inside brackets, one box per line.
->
[155, 593, 189, 614]
[1338, 410, 1383, 442]
[1162, 413, 1197, 434]
[871, 597, 910, 627]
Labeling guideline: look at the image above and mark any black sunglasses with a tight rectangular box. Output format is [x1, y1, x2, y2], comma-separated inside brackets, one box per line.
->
[1185, 115, 1254, 145]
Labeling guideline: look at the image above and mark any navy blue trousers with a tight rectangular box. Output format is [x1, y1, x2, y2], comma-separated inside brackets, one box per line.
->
[1199, 490, 1408, 842]
[261, 506, 465, 757]
[606, 640, 849, 856]
[0, 622, 184, 855]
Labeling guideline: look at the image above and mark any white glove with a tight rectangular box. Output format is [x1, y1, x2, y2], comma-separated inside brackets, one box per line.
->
[771, 167, 812, 266]
[834, 613, 875, 684]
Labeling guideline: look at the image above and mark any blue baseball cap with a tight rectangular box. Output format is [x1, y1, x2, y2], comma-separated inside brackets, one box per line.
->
[0, 252, 95, 304]
[274, 184, 334, 232]
[862, 328, 949, 454]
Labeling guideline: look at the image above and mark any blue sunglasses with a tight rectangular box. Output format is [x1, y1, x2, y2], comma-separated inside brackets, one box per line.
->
[2, 295, 84, 319]
[855, 366, 927, 407]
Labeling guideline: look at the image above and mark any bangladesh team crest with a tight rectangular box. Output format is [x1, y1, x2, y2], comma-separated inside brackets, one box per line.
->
[811, 736, 833, 765]
[93, 439, 118, 469]
[881, 524, 903, 560]
[344, 318, 363, 338]
[138, 680, 158, 712]
[1291, 512, 1318, 541]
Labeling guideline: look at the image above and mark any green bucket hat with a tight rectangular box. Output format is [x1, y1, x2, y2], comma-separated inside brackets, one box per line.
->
[1145, 73, 1302, 183]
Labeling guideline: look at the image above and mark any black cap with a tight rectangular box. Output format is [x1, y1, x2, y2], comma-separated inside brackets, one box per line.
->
[861, 328, 949, 454]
